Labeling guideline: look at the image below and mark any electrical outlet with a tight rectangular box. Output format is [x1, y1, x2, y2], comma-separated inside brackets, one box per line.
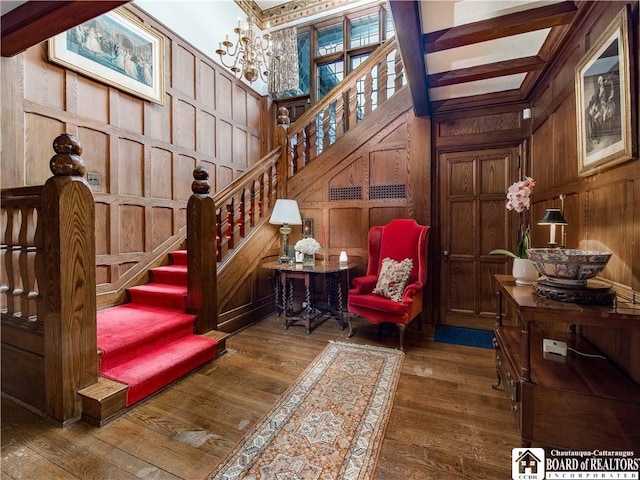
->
[543, 338, 567, 356]
[87, 173, 100, 185]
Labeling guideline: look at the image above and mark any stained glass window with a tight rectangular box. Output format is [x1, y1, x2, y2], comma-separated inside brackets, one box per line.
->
[317, 60, 344, 100]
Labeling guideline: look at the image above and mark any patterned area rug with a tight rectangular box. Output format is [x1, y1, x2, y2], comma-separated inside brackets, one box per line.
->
[207, 341, 404, 480]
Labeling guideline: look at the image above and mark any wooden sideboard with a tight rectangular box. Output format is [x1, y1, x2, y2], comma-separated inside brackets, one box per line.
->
[492, 274, 640, 449]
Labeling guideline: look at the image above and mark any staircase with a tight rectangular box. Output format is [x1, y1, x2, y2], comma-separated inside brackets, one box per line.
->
[79, 250, 226, 425]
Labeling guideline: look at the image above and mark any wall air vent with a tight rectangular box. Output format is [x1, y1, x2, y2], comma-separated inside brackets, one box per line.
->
[329, 186, 362, 201]
[370, 184, 406, 199]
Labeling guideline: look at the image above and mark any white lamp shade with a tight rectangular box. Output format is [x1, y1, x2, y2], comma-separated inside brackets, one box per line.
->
[269, 199, 302, 225]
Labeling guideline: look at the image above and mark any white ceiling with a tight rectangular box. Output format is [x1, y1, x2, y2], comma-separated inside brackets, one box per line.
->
[419, 0, 565, 103]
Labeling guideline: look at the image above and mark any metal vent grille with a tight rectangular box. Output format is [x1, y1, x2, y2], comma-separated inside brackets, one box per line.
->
[329, 186, 362, 201]
[370, 184, 406, 199]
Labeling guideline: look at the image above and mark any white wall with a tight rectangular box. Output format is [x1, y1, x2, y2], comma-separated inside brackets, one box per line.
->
[134, 0, 269, 95]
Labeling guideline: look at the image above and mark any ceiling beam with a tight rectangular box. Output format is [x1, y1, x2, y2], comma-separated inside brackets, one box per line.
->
[389, 0, 430, 117]
[428, 56, 545, 88]
[1, 0, 130, 57]
[423, 1, 577, 53]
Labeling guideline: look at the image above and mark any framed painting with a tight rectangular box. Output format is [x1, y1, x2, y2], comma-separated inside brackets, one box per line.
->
[49, 9, 165, 105]
[575, 7, 633, 177]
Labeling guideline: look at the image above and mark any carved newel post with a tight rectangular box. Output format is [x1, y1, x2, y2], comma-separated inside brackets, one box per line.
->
[187, 166, 217, 333]
[41, 133, 97, 423]
[275, 106, 290, 198]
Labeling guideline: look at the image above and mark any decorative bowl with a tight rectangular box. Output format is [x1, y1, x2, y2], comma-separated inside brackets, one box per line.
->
[526, 248, 612, 286]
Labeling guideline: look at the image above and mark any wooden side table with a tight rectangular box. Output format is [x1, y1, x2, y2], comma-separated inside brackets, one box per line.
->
[492, 274, 640, 449]
[263, 260, 357, 334]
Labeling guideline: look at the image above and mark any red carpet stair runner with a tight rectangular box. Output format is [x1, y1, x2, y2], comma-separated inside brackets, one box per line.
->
[97, 250, 217, 406]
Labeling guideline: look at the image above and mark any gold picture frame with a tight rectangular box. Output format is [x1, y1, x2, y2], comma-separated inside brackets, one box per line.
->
[575, 7, 633, 177]
[49, 8, 165, 105]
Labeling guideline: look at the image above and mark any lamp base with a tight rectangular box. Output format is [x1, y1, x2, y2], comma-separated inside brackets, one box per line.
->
[278, 256, 291, 264]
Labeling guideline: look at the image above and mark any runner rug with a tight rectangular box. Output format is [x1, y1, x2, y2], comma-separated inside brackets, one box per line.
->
[207, 341, 404, 480]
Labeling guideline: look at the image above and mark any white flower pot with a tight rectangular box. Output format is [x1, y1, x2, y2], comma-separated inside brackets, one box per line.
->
[512, 258, 539, 286]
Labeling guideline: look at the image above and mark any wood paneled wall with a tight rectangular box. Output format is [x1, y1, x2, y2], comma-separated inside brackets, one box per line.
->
[529, 1, 640, 382]
[286, 88, 432, 297]
[431, 1, 639, 383]
[0, 4, 268, 301]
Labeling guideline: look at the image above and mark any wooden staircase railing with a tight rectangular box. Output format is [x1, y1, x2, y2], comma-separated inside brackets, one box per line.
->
[1, 134, 97, 425]
[285, 38, 404, 178]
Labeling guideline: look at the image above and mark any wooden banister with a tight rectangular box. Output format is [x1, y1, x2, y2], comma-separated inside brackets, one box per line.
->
[1, 134, 97, 424]
[41, 133, 97, 423]
[284, 38, 404, 179]
[187, 166, 217, 333]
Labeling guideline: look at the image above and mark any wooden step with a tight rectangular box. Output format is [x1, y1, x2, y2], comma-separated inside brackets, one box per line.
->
[204, 329, 231, 356]
[78, 376, 128, 426]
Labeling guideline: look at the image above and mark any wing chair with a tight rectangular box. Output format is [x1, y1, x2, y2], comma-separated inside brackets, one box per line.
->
[346, 219, 430, 351]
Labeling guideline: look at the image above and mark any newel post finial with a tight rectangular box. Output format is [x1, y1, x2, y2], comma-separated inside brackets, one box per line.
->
[277, 106, 290, 127]
[192, 165, 211, 195]
[50, 133, 86, 177]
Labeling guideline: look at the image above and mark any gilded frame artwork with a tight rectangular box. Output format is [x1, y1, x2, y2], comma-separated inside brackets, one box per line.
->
[49, 9, 165, 105]
[575, 7, 633, 177]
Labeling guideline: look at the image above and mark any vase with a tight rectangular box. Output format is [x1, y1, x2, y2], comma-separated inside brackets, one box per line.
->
[303, 253, 315, 266]
[512, 258, 539, 286]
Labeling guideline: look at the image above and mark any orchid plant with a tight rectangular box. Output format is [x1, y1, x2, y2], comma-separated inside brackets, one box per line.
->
[490, 176, 536, 259]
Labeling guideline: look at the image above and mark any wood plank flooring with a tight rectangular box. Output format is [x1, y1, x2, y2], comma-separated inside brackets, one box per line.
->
[1, 314, 520, 479]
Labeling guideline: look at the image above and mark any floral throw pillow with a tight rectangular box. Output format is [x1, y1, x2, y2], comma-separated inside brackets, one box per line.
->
[372, 257, 413, 302]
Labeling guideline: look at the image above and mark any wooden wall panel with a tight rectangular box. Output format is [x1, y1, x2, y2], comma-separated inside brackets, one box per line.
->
[150, 147, 173, 199]
[329, 208, 362, 249]
[174, 155, 196, 201]
[173, 45, 196, 98]
[23, 46, 64, 110]
[114, 95, 143, 134]
[217, 166, 233, 191]
[198, 112, 216, 157]
[216, 75, 233, 118]
[152, 207, 173, 250]
[119, 205, 145, 253]
[234, 129, 247, 167]
[145, 93, 172, 141]
[199, 63, 216, 108]
[234, 86, 247, 124]
[175, 100, 196, 150]
[78, 127, 109, 194]
[369, 149, 407, 186]
[76, 76, 109, 124]
[95, 203, 110, 256]
[117, 139, 144, 197]
[25, 114, 64, 185]
[218, 120, 233, 163]
[553, 92, 577, 186]
[531, 115, 554, 190]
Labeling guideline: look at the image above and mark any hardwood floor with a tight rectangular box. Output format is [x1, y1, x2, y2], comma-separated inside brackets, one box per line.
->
[1, 314, 520, 479]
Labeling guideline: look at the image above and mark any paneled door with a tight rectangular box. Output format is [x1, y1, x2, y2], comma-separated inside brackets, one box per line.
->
[439, 148, 517, 329]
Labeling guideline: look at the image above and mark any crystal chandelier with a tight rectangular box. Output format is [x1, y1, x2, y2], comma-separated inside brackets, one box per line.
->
[216, 16, 275, 83]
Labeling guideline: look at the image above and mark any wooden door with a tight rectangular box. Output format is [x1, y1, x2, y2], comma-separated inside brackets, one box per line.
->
[439, 147, 517, 329]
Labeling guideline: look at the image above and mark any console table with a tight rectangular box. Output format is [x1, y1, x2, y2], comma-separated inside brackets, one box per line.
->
[492, 274, 640, 449]
[263, 260, 356, 334]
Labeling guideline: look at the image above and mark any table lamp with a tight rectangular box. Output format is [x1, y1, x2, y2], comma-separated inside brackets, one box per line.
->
[537, 208, 568, 248]
[269, 199, 302, 263]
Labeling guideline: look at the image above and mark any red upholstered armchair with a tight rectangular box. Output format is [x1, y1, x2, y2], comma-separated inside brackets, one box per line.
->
[347, 219, 430, 351]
